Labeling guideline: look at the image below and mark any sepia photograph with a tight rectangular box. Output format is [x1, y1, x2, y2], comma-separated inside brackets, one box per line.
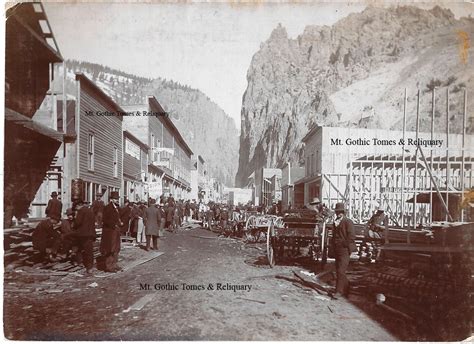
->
[3, 0, 474, 341]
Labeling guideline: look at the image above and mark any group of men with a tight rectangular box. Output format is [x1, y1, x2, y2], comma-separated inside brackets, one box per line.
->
[32, 192, 99, 274]
[32, 191, 125, 273]
[33, 190, 386, 299]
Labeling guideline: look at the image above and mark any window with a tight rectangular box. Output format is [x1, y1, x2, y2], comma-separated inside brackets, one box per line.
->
[88, 133, 95, 171]
[113, 146, 118, 178]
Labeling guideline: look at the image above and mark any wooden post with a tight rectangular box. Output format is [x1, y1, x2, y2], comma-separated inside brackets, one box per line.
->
[430, 88, 435, 224]
[446, 88, 450, 221]
[401, 89, 407, 228]
[418, 146, 453, 221]
[461, 88, 467, 221]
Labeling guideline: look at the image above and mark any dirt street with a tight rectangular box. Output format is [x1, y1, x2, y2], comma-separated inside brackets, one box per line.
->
[4, 227, 413, 340]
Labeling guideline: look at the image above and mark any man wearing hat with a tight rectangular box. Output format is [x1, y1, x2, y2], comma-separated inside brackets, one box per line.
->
[99, 191, 123, 272]
[32, 215, 62, 262]
[60, 208, 76, 257]
[46, 191, 62, 222]
[92, 193, 105, 228]
[366, 205, 389, 241]
[331, 202, 356, 299]
[73, 200, 97, 274]
[143, 198, 160, 251]
[307, 197, 321, 212]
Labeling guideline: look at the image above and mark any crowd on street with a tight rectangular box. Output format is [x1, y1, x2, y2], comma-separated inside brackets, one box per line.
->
[31, 191, 367, 301]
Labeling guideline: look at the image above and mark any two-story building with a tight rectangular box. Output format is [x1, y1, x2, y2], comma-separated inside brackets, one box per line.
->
[31, 72, 124, 213]
[122, 96, 193, 200]
[300, 125, 474, 224]
[123, 130, 149, 202]
[5, 2, 65, 224]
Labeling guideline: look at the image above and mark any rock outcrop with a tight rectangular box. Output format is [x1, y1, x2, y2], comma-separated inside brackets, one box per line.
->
[236, 5, 474, 186]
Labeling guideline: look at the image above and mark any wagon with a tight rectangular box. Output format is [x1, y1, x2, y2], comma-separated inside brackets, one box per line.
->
[244, 213, 284, 242]
[266, 210, 330, 267]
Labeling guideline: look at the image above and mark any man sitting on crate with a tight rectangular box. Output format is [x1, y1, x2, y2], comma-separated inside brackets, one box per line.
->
[359, 205, 389, 262]
[366, 206, 388, 241]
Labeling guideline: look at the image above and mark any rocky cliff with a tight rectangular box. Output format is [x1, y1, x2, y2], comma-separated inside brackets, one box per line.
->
[236, 5, 474, 186]
[65, 61, 239, 186]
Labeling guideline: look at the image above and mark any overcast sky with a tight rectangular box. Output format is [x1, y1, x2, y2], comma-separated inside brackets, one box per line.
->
[43, 1, 472, 131]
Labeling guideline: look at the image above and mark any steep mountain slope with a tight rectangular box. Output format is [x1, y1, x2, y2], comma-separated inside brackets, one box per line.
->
[236, 5, 474, 187]
[65, 61, 239, 186]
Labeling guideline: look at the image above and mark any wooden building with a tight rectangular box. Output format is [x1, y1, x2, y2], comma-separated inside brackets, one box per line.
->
[281, 162, 305, 211]
[122, 96, 193, 200]
[123, 130, 149, 202]
[32, 72, 124, 212]
[68, 73, 123, 205]
[301, 125, 474, 224]
[4, 2, 64, 226]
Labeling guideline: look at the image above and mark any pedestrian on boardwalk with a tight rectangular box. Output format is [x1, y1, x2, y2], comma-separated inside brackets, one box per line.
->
[136, 201, 146, 243]
[45, 191, 62, 222]
[73, 200, 97, 275]
[330, 202, 356, 299]
[119, 199, 132, 236]
[129, 202, 139, 239]
[99, 191, 122, 272]
[143, 198, 160, 251]
[92, 193, 105, 228]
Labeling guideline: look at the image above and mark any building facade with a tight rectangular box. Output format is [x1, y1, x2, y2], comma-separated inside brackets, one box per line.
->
[281, 162, 305, 211]
[301, 126, 474, 224]
[4, 2, 65, 225]
[31, 72, 124, 214]
[123, 130, 149, 202]
[122, 96, 193, 201]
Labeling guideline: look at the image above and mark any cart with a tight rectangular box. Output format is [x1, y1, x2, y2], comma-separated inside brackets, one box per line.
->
[244, 214, 283, 242]
[266, 210, 330, 267]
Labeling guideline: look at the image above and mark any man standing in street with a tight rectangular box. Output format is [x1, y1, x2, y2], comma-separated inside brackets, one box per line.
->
[99, 191, 122, 272]
[73, 200, 97, 275]
[45, 191, 62, 222]
[92, 193, 105, 228]
[331, 202, 356, 299]
[143, 198, 160, 251]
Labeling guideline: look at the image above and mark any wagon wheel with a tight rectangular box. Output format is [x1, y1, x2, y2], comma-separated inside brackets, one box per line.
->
[244, 215, 257, 242]
[266, 222, 276, 267]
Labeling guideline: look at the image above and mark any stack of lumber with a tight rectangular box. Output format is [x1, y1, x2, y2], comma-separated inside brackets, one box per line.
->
[4, 223, 104, 273]
[360, 232, 474, 341]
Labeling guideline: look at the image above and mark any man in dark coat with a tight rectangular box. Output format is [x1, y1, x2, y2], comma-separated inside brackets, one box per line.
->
[143, 198, 160, 250]
[73, 201, 97, 274]
[60, 208, 76, 256]
[92, 193, 105, 228]
[32, 216, 61, 262]
[45, 191, 62, 221]
[119, 199, 132, 235]
[99, 192, 122, 272]
[331, 202, 356, 299]
[165, 202, 174, 231]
